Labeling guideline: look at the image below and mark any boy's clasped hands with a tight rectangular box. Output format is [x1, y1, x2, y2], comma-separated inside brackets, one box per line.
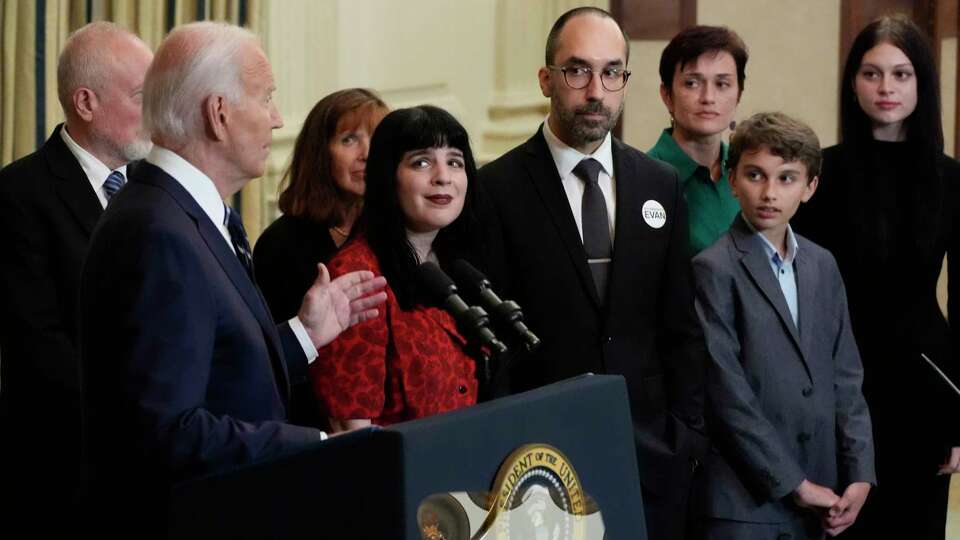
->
[793, 479, 871, 536]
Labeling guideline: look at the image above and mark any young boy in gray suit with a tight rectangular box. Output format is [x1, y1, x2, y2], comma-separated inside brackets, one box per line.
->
[692, 112, 875, 539]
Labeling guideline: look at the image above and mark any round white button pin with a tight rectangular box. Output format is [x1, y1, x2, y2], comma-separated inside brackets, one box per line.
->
[642, 200, 666, 229]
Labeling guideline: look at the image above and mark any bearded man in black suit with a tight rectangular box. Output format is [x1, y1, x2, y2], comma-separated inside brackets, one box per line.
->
[477, 8, 709, 540]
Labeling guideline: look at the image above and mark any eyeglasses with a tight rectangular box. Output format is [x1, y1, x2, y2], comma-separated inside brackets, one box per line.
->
[547, 65, 631, 91]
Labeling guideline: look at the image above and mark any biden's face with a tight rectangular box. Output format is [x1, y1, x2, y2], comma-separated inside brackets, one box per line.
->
[227, 43, 283, 181]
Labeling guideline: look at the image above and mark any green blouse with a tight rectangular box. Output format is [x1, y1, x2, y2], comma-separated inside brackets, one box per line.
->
[648, 128, 740, 255]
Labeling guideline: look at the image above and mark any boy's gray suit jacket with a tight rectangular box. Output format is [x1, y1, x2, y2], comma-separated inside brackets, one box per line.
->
[692, 213, 876, 523]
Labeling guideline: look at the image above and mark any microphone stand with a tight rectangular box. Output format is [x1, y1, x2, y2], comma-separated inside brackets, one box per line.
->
[452, 302, 506, 399]
[467, 345, 493, 399]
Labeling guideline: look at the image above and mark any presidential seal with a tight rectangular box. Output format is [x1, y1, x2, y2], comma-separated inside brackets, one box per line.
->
[416, 445, 605, 540]
[473, 444, 602, 540]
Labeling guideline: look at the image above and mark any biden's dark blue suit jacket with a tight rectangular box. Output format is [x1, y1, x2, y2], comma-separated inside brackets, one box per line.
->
[80, 161, 324, 526]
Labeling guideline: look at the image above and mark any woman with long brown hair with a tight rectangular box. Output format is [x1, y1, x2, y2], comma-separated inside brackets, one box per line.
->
[254, 88, 388, 323]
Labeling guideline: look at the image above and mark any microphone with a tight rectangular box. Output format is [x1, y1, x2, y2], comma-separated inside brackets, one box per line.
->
[450, 259, 541, 352]
[416, 262, 508, 356]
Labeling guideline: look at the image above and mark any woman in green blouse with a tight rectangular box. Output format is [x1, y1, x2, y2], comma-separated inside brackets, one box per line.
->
[648, 25, 748, 255]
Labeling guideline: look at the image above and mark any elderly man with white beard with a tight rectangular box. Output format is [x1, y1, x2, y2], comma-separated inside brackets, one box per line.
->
[0, 21, 153, 534]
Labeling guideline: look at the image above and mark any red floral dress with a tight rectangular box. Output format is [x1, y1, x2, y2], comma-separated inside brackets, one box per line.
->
[310, 237, 478, 425]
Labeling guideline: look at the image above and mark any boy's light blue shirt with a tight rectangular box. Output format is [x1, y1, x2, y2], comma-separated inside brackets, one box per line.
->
[742, 213, 800, 328]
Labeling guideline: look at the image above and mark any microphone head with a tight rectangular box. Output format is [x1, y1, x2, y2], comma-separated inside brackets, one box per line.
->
[416, 261, 457, 301]
[449, 259, 490, 293]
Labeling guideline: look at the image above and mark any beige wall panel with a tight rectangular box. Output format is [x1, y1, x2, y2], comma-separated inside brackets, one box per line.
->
[623, 1, 840, 152]
[481, 0, 553, 161]
[257, 0, 498, 234]
[262, 0, 337, 140]
[335, 0, 495, 148]
[938, 27, 951, 319]
[44, 1, 70, 137]
[622, 39, 670, 151]
[479, 0, 605, 162]
[254, 0, 339, 239]
[698, 0, 841, 148]
[495, 1, 551, 99]
[943, 37, 957, 159]
[938, 39, 956, 322]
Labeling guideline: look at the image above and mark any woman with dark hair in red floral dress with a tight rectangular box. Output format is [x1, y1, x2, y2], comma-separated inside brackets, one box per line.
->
[311, 105, 482, 432]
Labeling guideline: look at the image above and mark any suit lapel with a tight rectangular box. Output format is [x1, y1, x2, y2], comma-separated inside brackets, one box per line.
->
[138, 163, 292, 399]
[732, 217, 806, 362]
[794, 246, 818, 369]
[46, 125, 103, 236]
[523, 129, 601, 310]
[605, 139, 647, 323]
[197, 216, 292, 401]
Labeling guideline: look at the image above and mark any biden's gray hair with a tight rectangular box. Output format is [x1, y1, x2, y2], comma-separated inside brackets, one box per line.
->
[143, 21, 259, 147]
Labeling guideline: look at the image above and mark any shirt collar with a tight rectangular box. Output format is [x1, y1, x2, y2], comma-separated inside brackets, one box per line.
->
[145, 146, 226, 230]
[60, 125, 127, 186]
[542, 117, 614, 180]
[742, 212, 799, 266]
[650, 128, 728, 185]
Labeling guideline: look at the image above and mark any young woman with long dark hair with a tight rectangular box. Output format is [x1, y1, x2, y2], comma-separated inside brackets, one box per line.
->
[793, 16, 960, 539]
